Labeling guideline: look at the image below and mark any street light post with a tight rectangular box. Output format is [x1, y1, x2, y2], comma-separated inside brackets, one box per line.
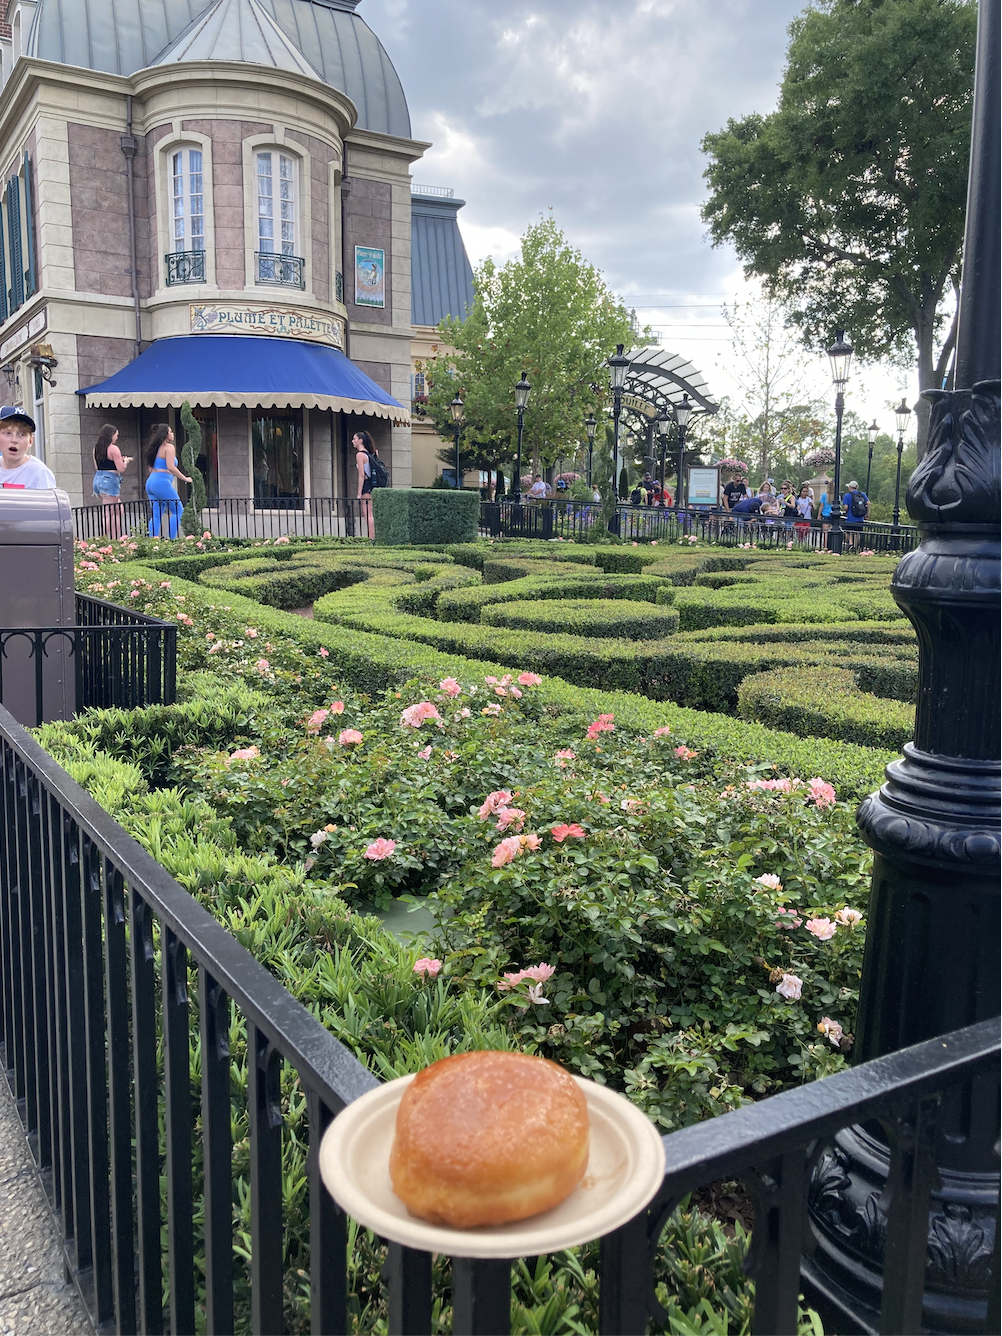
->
[512, 371, 531, 507]
[449, 393, 464, 490]
[584, 412, 597, 489]
[674, 393, 692, 511]
[607, 344, 629, 534]
[655, 408, 670, 492]
[825, 331, 854, 553]
[865, 419, 878, 498]
[892, 398, 910, 529]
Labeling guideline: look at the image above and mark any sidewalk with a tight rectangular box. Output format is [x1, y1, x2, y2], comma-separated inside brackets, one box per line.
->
[0, 1078, 91, 1335]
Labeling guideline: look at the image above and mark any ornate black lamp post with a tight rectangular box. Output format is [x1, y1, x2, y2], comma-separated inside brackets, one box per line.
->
[803, 0, 1000, 1327]
[656, 407, 671, 491]
[448, 392, 464, 489]
[865, 419, 878, 497]
[584, 412, 597, 488]
[825, 331, 853, 553]
[891, 398, 910, 528]
[674, 393, 692, 509]
[607, 344, 629, 533]
[511, 371, 531, 506]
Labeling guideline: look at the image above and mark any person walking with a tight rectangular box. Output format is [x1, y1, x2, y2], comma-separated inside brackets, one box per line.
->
[92, 424, 132, 539]
[843, 479, 870, 549]
[354, 429, 377, 538]
[818, 479, 833, 543]
[145, 424, 189, 539]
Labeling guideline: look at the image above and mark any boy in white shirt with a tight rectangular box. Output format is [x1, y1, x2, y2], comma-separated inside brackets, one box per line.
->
[0, 405, 56, 488]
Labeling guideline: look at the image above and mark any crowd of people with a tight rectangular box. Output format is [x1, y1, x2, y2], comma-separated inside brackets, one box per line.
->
[720, 472, 870, 545]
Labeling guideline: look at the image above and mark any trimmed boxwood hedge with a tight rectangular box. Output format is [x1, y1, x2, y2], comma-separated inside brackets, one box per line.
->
[737, 665, 915, 749]
[437, 572, 669, 622]
[372, 488, 480, 545]
[482, 598, 680, 639]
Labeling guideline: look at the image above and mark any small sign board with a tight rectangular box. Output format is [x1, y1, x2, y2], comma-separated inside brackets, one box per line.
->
[687, 466, 720, 507]
[190, 303, 344, 349]
[354, 246, 386, 308]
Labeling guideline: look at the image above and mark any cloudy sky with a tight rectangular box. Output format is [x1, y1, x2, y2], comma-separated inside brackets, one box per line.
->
[364, 0, 912, 431]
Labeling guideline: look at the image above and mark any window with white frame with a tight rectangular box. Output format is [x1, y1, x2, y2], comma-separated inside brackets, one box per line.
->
[171, 148, 204, 253]
[256, 152, 297, 255]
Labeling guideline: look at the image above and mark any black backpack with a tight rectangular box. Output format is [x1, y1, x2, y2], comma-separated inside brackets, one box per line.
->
[848, 490, 867, 519]
[369, 453, 389, 488]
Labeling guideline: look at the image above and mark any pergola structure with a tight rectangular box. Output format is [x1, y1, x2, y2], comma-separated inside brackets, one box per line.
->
[615, 345, 720, 477]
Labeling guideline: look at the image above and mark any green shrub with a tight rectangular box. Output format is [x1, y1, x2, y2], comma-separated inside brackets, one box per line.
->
[483, 597, 680, 639]
[437, 571, 668, 622]
[372, 488, 480, 545]
[738, 665, 915, 749]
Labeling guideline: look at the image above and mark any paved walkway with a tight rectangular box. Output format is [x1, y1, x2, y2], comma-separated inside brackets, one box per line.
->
[0, 1078, 91, 1335]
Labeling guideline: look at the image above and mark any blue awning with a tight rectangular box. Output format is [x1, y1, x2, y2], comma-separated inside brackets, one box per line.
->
[78, 335, 409, 424]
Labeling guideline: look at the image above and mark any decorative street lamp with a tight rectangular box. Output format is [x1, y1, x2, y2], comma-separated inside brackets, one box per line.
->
[655, 407, 671, 491]
[607, 344, 629, 533]
[891, 397, 910, 528]
[865, 419, 878, 497]
[584, 412, 597, 488]
[825, 330, 854, 552]
[674, 393, 692, 510]
[449, 392, 464, 490]
[512, 371, 531, 506]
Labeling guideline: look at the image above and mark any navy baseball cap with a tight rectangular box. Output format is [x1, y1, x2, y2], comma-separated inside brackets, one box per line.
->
[0, 405, 35, 430]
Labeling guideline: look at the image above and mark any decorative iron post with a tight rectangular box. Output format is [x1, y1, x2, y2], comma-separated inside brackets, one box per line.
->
[803, 0, 1001, 1328]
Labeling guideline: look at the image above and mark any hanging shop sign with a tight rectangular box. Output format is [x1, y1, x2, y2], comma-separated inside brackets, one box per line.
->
[354, 246, 386, 308]
[1, 306, 47, 362]
[686, 466, 720, 507]
[621, 394, 658, 418]
[189, 303, 345, 349]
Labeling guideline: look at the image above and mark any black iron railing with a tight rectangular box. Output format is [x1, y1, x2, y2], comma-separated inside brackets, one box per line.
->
[73, 496, 373, 542]
[1, 699, 997, 1334]
[480, 500, 920, 553]
[256, 251, 306, 289]
[164, 250, 206, 285]
[0, 594, 176, 727]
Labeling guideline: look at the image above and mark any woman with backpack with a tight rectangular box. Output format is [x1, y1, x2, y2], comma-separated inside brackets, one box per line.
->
[354, 429, 384, 539]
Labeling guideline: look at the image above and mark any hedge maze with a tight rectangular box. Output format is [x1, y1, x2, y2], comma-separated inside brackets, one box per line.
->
[177, 539, 916, 750]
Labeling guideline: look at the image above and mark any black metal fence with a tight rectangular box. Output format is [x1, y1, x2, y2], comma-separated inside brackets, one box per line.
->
[480, 500, 919, 553]
[1, 701, 997, 1335]
[0, 594, 176, 727]
[73, 497, 373, 543]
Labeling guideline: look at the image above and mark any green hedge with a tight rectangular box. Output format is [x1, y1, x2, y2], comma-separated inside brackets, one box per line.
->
[437, 572, 668, 622]
[372, 488, 480, 545]
[482, 597, 680, 639]
[108, 562, 895, 799]
[737, 665, 915, 750]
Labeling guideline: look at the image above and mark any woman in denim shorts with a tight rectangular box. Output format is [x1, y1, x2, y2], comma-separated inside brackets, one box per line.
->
[92, 424, 132, 538]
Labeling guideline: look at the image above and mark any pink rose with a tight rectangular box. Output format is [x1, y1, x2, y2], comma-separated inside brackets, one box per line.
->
[818, 1016, 844, 1046]
[413, 958, 442, 978]
[517, 672, 542, 686]
[552, 822, 586, 842]
[318, 647, 330, 657]
[416, 744, 433, 760]
[339, 729, 364, 747]
[255, 659, 270, 673]
[400, 701, 442, 728]
[835, 907, 863, 926]
[805, 917, 838, 941]
[330, 701, 345, 714]
[674, 745, 698, 761]
[495, 807, 526, 832]
[227, 746, 260, 762]
[364, 838, 396, 861]
[491, 836, 523, 868]
[776, 973, 803, 1000]
[653, 726, 672, 738]
[808, 778, 837, 810]
[754, 873, 783, 891]
[586, 713, 615, 740]
[479, 790, 513, 820]
[522, 962, 555, 982]
[521, 833, 542, 851]
[439, 677, 462, 697]
[306, 709, 330, 735]
[509, 686, 522, 698]
[554, 749, 576, 767]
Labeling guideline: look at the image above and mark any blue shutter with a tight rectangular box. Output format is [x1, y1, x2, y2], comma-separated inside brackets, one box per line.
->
[22, 154, 35, 299]
[7, 178, 22, 311]
[0, 197, 8, 325]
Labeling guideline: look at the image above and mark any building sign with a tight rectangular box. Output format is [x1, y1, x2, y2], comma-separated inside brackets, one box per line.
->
[1, 307, 47, 363]
[687, 466, 720, 507]
[354, 246, 385, 308]
[621, 394, 657, 418]
[189, 303, 344, 349]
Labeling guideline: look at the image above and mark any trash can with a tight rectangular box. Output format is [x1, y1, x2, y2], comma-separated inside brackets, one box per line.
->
[0, 489, 76, 724]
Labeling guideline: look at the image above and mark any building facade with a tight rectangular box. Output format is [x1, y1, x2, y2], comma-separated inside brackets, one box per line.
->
[0, 0, 426, 510]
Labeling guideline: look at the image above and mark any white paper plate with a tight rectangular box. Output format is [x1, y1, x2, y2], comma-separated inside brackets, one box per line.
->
[318, 1071, 665, 1259]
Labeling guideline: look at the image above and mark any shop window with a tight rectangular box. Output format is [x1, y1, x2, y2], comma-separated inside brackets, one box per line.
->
[191, 407, 219, 507]
[253, 413, 302, 508]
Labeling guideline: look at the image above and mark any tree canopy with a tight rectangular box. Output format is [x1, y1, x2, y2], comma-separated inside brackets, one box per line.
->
[416, 215, 638, 478]
[701, 0, 977, 450]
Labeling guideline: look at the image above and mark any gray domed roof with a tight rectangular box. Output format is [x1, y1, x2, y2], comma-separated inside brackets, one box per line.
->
[152, 0, 322, 80]
[26, 0, 411, 137]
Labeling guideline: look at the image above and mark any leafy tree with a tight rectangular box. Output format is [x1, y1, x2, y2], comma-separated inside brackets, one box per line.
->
[701, 0, 977, 451]
[179, 401, 206, 536]
[420, 215, 639, 482]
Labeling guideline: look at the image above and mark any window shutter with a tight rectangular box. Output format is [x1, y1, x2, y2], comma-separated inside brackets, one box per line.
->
[0, 197, 8, 325]
[7, 178, 23, 311]
[22, 154, 36, 299]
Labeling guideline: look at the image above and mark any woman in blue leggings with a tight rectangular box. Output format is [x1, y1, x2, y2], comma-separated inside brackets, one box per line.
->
[145, 423, 191, 538]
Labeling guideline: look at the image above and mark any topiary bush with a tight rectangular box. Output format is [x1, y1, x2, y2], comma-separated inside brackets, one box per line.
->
[372, 488, 480, 545]
[737, 665, 915, 749]
[482, 597, 680, 639]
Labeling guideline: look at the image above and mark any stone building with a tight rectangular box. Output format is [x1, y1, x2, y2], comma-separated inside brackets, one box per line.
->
[0, 0, 425, 510]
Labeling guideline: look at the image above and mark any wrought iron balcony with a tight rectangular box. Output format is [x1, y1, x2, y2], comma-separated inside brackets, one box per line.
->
[255, 251, 305, 289]
[164, 250, 206, 285]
